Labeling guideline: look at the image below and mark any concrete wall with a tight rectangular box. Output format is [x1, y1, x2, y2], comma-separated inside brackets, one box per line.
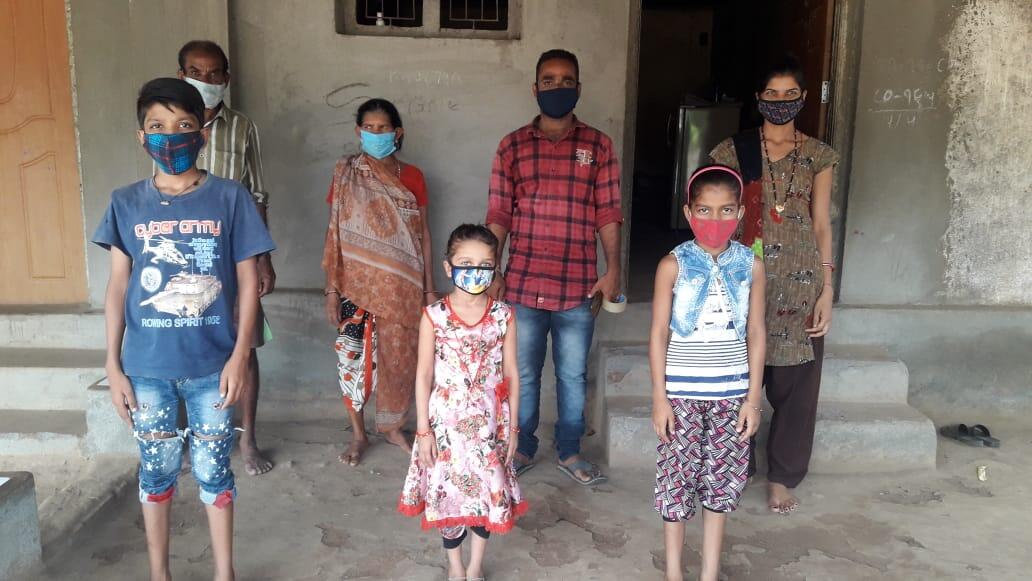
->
[228, 0, 633, 293]
[70, 0, 230, 306]
[841, 0, 1032, 306]
[836, 0, 1032, 416]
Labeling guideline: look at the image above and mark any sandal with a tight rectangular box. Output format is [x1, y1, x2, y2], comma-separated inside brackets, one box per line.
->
[557, 459, 608, 486]
[969, 424, 1001, 448]
[939, 424, 983, 447]
[513, 456, 536, 477]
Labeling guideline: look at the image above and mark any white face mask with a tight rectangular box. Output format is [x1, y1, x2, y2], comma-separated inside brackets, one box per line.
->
[182, 76, 227, 109]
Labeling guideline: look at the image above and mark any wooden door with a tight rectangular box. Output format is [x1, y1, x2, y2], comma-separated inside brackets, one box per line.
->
[767, 0, 837, 140]
[0, 0, 86, 304]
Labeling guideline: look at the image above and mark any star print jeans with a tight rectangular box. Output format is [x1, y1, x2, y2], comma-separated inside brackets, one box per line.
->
[129, 372, 237, 508]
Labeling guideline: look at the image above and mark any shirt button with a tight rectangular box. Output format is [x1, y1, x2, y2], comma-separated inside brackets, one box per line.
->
[537, 298, 544, 303]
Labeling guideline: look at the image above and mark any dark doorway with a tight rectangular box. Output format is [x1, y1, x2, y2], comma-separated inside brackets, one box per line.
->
[627, 0, 837, 302]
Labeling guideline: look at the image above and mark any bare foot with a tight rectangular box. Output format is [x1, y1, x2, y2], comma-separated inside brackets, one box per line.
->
[383, 429, 413, 455]
[338, 438, 369, 467]
[767, 482, 799, 514]
[241, 440, 274, 476]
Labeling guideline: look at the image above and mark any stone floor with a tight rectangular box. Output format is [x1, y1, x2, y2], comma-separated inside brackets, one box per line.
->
[31, 420, 1030, 580]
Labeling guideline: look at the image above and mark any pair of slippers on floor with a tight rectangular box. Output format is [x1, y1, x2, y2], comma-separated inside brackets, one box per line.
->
[939, 423, 1001, 447]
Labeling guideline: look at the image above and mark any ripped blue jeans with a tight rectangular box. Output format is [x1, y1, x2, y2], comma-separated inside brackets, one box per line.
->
[129, 372, 236, 507]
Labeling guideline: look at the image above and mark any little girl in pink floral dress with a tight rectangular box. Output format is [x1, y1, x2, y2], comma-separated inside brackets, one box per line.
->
[398, 224, 526, 581]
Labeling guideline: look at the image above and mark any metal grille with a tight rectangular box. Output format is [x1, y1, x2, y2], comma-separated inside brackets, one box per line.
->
[356, 0, 424, 27]
[440, 0, 509, 30]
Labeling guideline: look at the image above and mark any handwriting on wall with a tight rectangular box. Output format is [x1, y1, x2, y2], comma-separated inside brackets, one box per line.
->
[387, 70, 464, 86]
[324, 70, 464, 117]
[868, 87, 937, 129]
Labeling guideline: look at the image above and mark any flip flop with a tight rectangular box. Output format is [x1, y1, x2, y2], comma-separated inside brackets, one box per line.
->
[939, 424, 984, 447]
[513, 457, 536, 477]
[969, 424, 1001, 448]
[557, 459, 608, 486]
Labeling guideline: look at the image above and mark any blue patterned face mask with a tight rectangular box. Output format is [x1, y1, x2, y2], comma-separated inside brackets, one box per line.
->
[450, 265, 495, 295]
[143, 131, 205, 175]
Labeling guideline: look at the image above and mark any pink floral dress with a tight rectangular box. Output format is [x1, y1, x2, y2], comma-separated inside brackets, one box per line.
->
[398, 297, 527, 533]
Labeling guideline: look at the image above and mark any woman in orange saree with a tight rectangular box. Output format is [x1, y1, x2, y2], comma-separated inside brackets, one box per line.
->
[323, 99, 436, 466]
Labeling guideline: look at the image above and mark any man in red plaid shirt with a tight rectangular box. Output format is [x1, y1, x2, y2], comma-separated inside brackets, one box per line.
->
[486, 49, 622, 486]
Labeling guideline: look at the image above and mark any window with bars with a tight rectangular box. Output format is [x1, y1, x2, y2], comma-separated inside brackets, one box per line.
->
[440, 0, 508, 31]
[336, 0, 519, 39]
[355, 0, 424, 27]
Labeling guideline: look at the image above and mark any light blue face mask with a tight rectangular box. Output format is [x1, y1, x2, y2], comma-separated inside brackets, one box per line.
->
[359, 130, 397, 159]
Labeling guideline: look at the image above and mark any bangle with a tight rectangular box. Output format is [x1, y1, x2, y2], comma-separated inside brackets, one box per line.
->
[746, 403, 762, 412]
[324, 289, 340, 296]
[821, 262, 836, 272]
[510, 426, 520, 434]
[423, 290, 437, 295]
[416, 429, 432, 438]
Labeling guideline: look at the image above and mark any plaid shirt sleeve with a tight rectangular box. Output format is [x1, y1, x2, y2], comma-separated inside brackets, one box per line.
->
[593, 134, 623, 228]
[485, 137, 515, 231]
[241, 119, 269, 206]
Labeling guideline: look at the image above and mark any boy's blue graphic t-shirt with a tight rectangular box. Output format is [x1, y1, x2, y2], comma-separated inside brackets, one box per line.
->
[92, 175, 275, 379]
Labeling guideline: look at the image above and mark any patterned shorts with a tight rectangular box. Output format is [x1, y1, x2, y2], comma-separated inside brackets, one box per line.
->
[654, 398, 749, 521]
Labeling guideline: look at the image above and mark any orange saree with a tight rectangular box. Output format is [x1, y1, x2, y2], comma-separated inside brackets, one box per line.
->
[322, 154, 424, 431]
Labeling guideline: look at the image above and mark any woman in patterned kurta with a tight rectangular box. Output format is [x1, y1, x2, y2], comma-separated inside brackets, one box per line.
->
[710, 57, 840, 514]
[399, 225, 526, 580]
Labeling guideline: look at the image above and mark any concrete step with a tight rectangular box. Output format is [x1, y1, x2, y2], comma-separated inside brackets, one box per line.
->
[605, 396, 936, 475]
[599, 343, 910, 404]
[0, 311, 105, 350]
[0, 348, 106, 411]
[0, 410, 85, 456]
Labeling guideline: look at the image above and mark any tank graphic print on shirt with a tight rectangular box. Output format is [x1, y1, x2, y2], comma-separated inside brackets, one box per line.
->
[134, 220, 224, 320]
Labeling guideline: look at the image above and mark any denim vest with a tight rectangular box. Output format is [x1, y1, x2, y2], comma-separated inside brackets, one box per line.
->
[670, 241, 754, 341]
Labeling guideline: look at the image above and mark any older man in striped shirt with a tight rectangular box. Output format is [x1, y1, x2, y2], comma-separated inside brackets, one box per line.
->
[178, 40, 276, 476]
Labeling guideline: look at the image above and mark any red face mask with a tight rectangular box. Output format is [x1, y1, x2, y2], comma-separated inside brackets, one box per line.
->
[689, 216, 740, 249]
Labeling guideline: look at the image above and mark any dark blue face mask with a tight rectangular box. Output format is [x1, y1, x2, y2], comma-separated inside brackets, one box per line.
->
[536, 86, 579, 119]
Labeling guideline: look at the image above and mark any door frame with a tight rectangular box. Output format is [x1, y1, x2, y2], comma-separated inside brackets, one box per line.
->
[620, 0, 865, 300]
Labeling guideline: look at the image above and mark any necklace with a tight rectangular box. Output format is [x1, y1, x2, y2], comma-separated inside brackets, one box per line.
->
[760, 127, 799, 215]
[153, 172, 205, 206]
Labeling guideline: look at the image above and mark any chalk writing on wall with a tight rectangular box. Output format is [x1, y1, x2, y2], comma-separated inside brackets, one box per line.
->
[388, 70, 464, 86]
[868, 87, 937, 128]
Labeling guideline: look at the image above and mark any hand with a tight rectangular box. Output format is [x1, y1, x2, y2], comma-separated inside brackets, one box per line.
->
[418, 432, 437, 468]
[652, 399, 676, 444]
[806, 288, 834, 337]
[589, 269, 621, 302]
[256, 254, 277, 297]
[108, 370, 137, 427]
[487, 272, 506, 300]
[218, 353, 249, 408]
[505, 435, 518, 465]
[324, 292, 341, 327]
[736, 402, 762, 442]
[423, 292, 440, 306]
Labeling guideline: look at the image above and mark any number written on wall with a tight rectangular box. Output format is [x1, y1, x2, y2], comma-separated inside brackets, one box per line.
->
[868, 87, 937, 129]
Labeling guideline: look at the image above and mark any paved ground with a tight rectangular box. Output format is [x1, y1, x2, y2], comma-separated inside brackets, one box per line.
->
[31, 420, 1030, 580]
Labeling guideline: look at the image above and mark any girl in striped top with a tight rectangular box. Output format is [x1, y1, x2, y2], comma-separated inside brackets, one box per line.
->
[649, 165, 767, 581]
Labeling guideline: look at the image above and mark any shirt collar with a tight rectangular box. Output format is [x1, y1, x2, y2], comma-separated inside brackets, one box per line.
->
[688, 240, 738, 266]
[525, 115, 586, 142]
[203, 103, 229, 128]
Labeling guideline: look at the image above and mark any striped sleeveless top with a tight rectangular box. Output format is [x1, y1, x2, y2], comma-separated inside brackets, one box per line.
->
[665, 276, 749, 400]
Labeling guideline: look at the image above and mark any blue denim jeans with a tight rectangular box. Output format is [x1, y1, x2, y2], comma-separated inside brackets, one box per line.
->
[129, 372, 236, 507]
[515, 300, 595, 461]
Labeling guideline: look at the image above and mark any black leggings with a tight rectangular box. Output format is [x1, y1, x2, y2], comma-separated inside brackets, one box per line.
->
[442, 526, 490, 549]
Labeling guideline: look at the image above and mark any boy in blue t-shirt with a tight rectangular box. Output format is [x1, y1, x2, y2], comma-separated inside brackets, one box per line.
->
[92, 77, 274, 581]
